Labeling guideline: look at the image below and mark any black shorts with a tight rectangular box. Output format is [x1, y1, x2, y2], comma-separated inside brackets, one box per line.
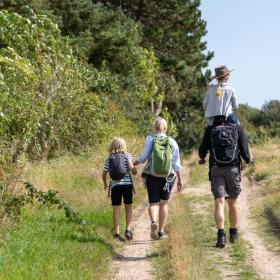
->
[111, 185, 133, 206]
[146, 175, 175, 203]
[210, 165, 241, 199]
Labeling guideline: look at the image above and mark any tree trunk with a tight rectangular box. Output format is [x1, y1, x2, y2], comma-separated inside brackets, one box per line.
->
[136, 0, 144, 21]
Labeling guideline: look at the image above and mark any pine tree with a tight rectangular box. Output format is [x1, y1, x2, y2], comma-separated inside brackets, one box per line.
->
[94, 0, 213, 149]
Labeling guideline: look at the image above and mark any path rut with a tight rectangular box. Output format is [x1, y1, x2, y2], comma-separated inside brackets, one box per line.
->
[239, 177, 280, 280]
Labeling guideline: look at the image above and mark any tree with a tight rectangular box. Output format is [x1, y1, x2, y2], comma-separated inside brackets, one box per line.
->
[93, 0, 213, 149]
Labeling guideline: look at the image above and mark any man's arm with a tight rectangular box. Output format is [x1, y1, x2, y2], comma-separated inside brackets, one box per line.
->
[237, 125, 252, 163]
[199, 126, 211, 160]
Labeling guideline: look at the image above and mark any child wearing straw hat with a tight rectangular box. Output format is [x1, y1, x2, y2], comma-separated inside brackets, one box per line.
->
[203, 65, 239, 126]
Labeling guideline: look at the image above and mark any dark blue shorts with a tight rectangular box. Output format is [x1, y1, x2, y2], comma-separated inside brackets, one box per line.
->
[111, 185, 133, 206]
[146, 175, 175, 203]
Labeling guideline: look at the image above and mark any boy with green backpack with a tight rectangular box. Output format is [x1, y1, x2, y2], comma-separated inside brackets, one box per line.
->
[134, 117, 183, 240]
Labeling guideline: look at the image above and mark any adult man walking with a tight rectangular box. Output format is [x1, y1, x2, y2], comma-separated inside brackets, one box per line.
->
[199, 116, 252, 248]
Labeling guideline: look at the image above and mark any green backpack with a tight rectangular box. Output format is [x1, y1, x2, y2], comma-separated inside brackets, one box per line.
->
[151, 137, 172, 178]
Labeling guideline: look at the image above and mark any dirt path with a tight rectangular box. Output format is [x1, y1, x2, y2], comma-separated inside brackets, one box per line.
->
[111, 162, 280, 280]
[182, 176, 239, 280]
[239, 177, 280, 280]
[111, 162, 190, 280]
[111, 200, 155, 280]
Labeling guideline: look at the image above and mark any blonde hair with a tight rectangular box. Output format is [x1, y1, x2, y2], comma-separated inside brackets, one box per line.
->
[154, 117, 168, 133]
[217, 73, 230, 85]
[109, 137, 127, 154]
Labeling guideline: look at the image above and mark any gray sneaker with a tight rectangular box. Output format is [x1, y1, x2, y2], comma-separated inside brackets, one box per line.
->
[150, 222, 159, 240]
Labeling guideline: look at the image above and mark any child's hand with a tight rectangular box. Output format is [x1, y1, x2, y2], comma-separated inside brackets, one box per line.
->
[104, 185, 109, 191]
[131, 167, 138, 175]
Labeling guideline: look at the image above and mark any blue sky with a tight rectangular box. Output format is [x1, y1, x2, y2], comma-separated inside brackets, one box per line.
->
[200, 1, 280, 108]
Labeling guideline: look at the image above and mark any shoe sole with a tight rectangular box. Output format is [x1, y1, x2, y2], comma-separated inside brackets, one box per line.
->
[150, 223, 159, 240]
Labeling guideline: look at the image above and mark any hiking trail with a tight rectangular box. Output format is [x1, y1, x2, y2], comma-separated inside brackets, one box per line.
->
[186, 163, 280, 280]
[111, 200, 155, 280]
[111, 162, 191, 280]
[239, 177, 280, 280]
[111, 161, 280, 280]
[181, 165, 240, 280]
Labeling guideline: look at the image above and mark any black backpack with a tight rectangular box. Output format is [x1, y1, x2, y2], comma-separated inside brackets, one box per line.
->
[211, 123, 239, 166]
[108, 153, 127, 180]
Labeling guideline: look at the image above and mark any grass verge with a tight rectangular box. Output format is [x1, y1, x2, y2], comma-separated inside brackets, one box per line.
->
[246, 140, 280, 252]
[0, 136, 146, 279]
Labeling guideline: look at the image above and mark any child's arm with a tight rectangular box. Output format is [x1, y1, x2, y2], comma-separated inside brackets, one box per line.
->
[128, 160, 138, 175]
[102, 171, 109, 191]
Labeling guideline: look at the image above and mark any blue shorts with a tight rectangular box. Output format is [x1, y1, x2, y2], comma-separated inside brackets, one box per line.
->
[146, 175, 175, 203]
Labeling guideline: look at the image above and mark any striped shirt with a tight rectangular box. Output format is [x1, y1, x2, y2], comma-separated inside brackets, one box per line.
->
[103, 153, 133, 188]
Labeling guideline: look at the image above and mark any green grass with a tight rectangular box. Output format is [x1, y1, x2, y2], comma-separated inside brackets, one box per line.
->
[247, 140, 280, 252]
[0, 207, 114, 279]
[0, 137, 146, 279]
[229, 240, 260, 279]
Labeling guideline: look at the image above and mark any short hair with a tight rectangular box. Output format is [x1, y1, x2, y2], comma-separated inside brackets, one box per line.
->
[109, 137, 127, 154]
[154, 117, 168, 133]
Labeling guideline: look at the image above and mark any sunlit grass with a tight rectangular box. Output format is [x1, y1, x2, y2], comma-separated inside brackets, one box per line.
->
[0, 136, 146, 279]
[247, 140, 280, 253]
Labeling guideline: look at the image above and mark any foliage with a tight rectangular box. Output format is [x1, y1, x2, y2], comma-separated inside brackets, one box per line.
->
[238, 102, 280, 143]
[1, 0, 213, 149]
[0, 9, 109, 160]
[0, 161, 82, 223]
[94, 0, 213, 149]
[24, 182, 83, 223]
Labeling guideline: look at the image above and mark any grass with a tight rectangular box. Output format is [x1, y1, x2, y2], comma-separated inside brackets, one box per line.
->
[188, 152, 209, 187]
[246, 140, 280, 252]
[0, 208, 113, 280]
[0, 136, 146, 279]
[153, 195, 221, 280]
[153, 157, 259, 280]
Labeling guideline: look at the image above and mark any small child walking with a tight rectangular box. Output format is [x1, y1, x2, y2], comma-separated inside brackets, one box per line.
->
[203, 65, 239, 125]
[102, 137, 137, 242]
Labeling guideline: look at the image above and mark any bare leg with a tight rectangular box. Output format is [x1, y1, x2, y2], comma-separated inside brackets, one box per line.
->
[113, 206, 121, 234]
[159, 199, 168, 232]
[125, 204, 133, 230]
[228, 199, 238, 228]
[215, 198, 225, 229]
[148, 203, 159, 223]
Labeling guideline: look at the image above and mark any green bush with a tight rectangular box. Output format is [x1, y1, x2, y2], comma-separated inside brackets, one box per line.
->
[0, 9, 109, 160]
